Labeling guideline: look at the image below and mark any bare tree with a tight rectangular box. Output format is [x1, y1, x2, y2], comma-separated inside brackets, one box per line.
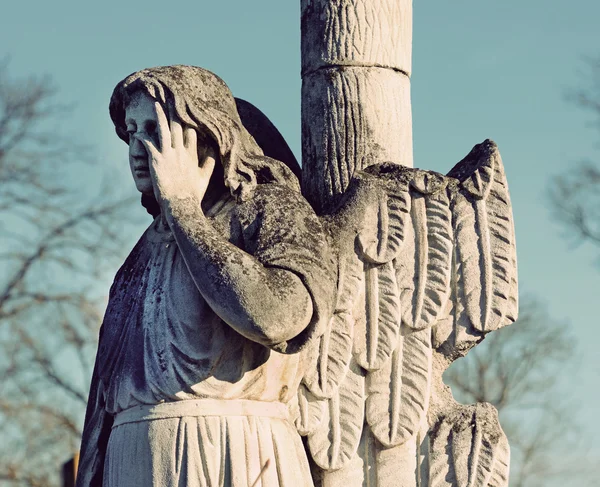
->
[549, 57, 600, 253]
[460, 57, 600, 487]
[539, 56, 600, 486]
[444, 297, 592, 487]
[0, 62, 136, 487]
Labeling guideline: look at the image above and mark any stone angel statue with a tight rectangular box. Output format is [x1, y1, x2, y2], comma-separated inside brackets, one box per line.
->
[77, 65, 517, 487]
[77, 65, 337, 487]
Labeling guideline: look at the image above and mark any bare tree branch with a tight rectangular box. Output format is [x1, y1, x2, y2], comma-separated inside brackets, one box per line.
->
[0, 62, 138, 486]
[550, 57, 600, 257]
[445, 296, 582, 486]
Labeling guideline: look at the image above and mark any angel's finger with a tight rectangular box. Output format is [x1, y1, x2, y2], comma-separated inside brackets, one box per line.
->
[154, 102, 170, 151]
[170, 119, 184, 150]
[135, 133, 161, 162]
[184, 127, 197, 152]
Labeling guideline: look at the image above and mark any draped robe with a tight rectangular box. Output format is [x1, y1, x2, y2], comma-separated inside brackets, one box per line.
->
[76, 184, 335, 487]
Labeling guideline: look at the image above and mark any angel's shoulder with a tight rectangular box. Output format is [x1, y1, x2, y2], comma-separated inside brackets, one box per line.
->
[240, 183, 315, 215]
[234, 183, 321, 234]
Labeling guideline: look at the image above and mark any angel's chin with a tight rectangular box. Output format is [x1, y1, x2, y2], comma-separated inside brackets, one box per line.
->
[134, 177, 154, 195]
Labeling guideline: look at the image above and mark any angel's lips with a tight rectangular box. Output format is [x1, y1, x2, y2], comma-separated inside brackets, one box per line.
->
[134, 166, 150, 174]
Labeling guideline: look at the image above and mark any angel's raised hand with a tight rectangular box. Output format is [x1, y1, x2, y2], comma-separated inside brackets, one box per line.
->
[136, 102, 206, 205]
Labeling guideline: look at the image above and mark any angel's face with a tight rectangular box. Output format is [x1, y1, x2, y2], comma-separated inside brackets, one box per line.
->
[124, 91, 158, 195]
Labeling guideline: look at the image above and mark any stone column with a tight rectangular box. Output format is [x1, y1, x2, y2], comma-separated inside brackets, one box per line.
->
[301, 0, 413, 212]
[301, 2, 416, 485]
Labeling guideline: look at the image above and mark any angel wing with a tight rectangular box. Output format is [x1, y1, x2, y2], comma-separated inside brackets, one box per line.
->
[428, 404, 510, 487]
[293, 140, 517, 487]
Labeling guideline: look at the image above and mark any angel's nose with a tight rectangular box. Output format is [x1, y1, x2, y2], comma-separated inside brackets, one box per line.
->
[129, 136, 147, 158]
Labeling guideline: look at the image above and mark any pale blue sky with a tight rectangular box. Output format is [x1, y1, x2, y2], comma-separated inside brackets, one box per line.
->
[2, 0, 599, 466]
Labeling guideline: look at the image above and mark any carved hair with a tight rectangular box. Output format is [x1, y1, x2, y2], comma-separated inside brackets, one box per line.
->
[109, 65, 299, 213]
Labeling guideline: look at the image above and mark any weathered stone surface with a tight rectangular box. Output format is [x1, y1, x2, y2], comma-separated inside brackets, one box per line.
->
[301, 0, 413, 214]
[301, 0, 412, 75]
[296, 140, 517, 487]
[426, 403, 510, 487]
[302, 68, 412, 211]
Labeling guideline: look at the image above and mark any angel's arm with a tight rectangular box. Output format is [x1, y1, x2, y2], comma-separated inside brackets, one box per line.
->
[164, 189, 315, 348]
[136, 103, 334, 350]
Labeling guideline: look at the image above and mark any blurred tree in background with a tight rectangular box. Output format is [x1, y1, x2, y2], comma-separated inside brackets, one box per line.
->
[447, 57, 600, 487]
[549, 57, 600, 256]
[0, 62, 134, 487]
[444, 297, 586, 487]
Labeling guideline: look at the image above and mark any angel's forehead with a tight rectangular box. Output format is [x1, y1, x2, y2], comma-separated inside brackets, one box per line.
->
[125, 91, 157, 124]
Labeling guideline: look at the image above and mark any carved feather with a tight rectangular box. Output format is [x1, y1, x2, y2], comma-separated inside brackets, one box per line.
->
[295, 384, 327, 436]
[357, 174, 411, 265]
[385, 190, 411, 262]
[408, 194, 429, 330]
[419, 188, 453, 330]
[452, 192, 490, 334]
[397, 183, 453, 331]
[428, 416, 456, 487]
[354, 261, 402, 371]
[450, 141, 517, 334]
[365, 325, 432, 448]
[303, 251, 362, 398]
[428, 404, 510, 487]
[483, 159, 516, 332]
[489, 151, 519, 327]
[396, 203, 417, 330]
[307, 360, 366, 471]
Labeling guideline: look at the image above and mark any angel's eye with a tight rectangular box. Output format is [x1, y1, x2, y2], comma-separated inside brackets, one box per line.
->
[126, 124, 136, 136]
[145, 121, 157, 135]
